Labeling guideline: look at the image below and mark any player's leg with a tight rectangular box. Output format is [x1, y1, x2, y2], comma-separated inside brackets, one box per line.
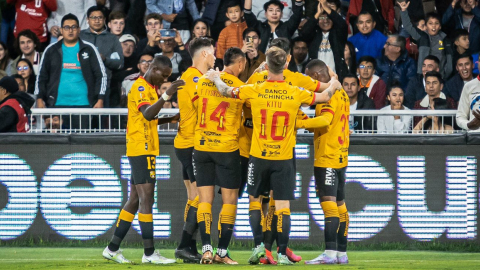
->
[305, 167, 339, 265]
[174, 147, 200, 263]
[261, 192, 277, 265]
[336, 167, 349, 264]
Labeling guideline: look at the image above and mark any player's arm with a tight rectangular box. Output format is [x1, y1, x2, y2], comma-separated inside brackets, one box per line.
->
[316, 67, 338, 92]
[296, 110, 334, 130]
[206, 69, 237, 98]
[312, 79, 341, 104]
[139, 80, 185, 121]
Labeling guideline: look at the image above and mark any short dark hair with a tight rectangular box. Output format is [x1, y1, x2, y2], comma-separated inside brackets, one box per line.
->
[137, 52, 154, 63]
[306, 59, 328, 72]
[144, 13, 163, 25]
[265, 47, 287, 74]
[393, 35, 406, 51]
[387, 80, 403, 95]
[358, 11, 374, 22]
[223, 47, 245, 66]
[432, 97, 448, 109]
[226, 0, 242, 10]
[109, 11, 125, 22]
[342, 73, 359, 85]
[242, 27, 260, 40]
[263, 0, 284, 12]
[424, 70, 443, 84]
[269, 38, 291, 54]
[188, 37, 215, 58]
[292, 36, 307, 47]
[61, 13, 80, 27]
[456, 53, 473, 64]
[14, 29, 40, 55]
[357, 55, 376, 69]
[87, 5, 106, 18]
[423, 55, 440, 66]
[152, 54, 172, 69]
[425, 12, 441, 24]
[453, 28, 469, 42]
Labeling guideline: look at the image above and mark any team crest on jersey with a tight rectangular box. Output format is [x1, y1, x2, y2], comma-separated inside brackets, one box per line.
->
[150, 171, 155, 179]
[193, 76, 199, 83]
[199, 137, 206, 145]
[138, 86, 145, 91]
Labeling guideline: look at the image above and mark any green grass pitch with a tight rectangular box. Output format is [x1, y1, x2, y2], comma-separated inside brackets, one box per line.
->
[0, 248, 479, 269]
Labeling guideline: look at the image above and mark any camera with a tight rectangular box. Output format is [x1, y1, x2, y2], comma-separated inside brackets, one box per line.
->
[160, 29, 175, 38]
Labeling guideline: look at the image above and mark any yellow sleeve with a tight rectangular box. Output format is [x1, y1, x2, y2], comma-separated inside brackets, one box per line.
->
[297, 73, 321, 92]
[237, 84, 256, 100]
[296, 113, 334, 130]
[297, 87, 316, 106]
[130, 83, 151, 109]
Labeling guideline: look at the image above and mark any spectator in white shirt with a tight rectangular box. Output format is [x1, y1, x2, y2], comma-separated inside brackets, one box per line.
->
[377, 81, 412, 133]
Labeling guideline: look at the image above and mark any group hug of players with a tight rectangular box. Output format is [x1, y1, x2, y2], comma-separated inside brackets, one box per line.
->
[101, 36, 350, 265]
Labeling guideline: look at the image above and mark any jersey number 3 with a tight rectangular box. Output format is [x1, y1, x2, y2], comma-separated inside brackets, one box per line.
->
[338, 114, 348, 145]
[200, 98, 230, 131]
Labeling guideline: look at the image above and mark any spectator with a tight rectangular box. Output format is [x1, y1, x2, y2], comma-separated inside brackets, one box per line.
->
[80, 6, 124, 107]
[399, 2, 453, 79]
[35, 13, 107, 109]
[121, 53, 154, 107]
[287, 36, 311, 73]
[184, 19, 210, 53]
[442, 0, 480, 53]
[376, 34, 417, 90]
[413, 98, 454, 134]
[344, 41, 356, 74]
[404, 55, 440, 108]
[43, 115, 65, 133]
[0, 75, 34, 132]
[347, 0, 395, 34]
[343, 74, 375, 133]
[16, 58, 35, 95]
[0, 42, 12, 77]
[377, 81, 412, 133]
[451, 29, 471, 68]
[0, 1, 15, 46]
[300, 0, 348, 79]
[348, 11, 388, 61]
[456, 71, 480, 130]
[216, 0, 247, 60]
[110, 34, 137, 108]
[47, 0, 96, 43]
[119, 34, 137, 70]
[147, 30, 189, 80]
[251, 0, 294, 22]
[357, 55, 387, 109]
[201, 0, 230, 40]
[13, 74, 25, 93]
[244, 0, 304, 53]
[157, 81, 173, 108]
[238, 28, 265, 82]
[8, 30, 42, 76]
[7, 0, 57, 49]
[135, 13, 163, 56]
[146, 0, 200, 44]
[443, 54, 477, 103]
[108, 11, 126, 38]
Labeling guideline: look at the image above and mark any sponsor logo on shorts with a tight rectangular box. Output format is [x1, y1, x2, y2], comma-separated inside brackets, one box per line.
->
[247, 163, 254, 186]
[150, 171, 155, 179]
[325, 168, 334, 186]
[138, 86, 145, 92]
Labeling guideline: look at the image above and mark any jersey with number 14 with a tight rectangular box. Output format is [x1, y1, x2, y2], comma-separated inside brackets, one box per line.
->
[314, 89, 350, 168]
[235, 80, 315, 160]
[194, 72, 245, 152]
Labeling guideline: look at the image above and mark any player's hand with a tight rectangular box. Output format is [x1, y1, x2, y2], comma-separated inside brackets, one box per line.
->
[397, 0, 410, 11]
[253, 62, 266, 74]
[330, 79, 342, 91]
[206, 67, 221, 82]
[327, 66, 338, 80]
[166, 80, 185, 96]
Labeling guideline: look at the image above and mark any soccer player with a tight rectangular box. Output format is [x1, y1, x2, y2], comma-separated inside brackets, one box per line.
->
[305, 66, 350, 265]
[174, 37, 216, 263]
[207, 46, 341, 265]
[194, 47, 246, 264]
[103, 55, 185, 264]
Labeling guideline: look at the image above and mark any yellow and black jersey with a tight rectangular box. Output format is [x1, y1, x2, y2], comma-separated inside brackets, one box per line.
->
[174, 67, 202, 149]
[314, 89, 350, 168]
[234, 80, 315, 160]
[194, 72, 245, 152]
[126, 76, 159, 156]
[247, 69, 321, 92]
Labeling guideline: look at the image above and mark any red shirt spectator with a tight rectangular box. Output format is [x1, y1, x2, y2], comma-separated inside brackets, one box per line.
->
[7, 0, 57, 43]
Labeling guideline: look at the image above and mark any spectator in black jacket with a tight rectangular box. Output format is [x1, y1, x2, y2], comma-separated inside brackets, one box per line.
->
[0, 76, 34, 133]
[443, 54, 477, 103]
[35, 14, 107, 109]
[243, 0, 304, 53]
[442, 0, 480, 53]
[287, 36, 311, 73]
[343, 74, 376, 133]
[300, 0, 348, 80]
[404, 55, 440, 109]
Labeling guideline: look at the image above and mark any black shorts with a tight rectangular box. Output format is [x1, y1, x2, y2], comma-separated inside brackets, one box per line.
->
[247, 156, 296, 200]
[314, 167, 347, 201]
[174, 147, 196, 183]
[193, 150, 241, 189]
[238, 156, 250, 197]
[128, 155, 156, 185]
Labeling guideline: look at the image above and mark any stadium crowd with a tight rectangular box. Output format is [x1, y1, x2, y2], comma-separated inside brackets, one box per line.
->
[0, 0, 480, 133]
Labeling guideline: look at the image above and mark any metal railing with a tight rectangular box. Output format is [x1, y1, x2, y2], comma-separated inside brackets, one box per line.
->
[28, 108, 461, 134]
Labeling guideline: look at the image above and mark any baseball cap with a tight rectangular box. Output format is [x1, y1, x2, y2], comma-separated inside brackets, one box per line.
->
[119, 34, 136, 45]
[0, 76, 19, 94]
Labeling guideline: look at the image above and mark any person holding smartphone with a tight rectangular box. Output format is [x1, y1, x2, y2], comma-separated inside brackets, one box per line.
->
[238, 28, 265, 82]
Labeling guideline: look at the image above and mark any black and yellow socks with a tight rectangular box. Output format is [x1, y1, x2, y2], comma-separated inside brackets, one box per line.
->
[337, 203, 349, 253]
[263, 198, 276, 251]
[217, 204, 237, 255]
[178, 196, 199, 250]
[138, 212, 154, 256]
[249, 201, 264, 246]
[108, 209, 135, 252]
[321, 201, 340, 251]
[197, 202, 213, 249]
[275, 208, 291, 255]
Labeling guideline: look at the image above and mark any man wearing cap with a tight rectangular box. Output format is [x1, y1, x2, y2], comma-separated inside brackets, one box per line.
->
[0, 76, 35, 133]
[110, 34, 138, 108]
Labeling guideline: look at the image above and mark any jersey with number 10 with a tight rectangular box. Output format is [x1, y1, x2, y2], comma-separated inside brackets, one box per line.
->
[314, 89, 350, 168]
[194, 72, 245, 152]
[235, 80, 315, 160]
